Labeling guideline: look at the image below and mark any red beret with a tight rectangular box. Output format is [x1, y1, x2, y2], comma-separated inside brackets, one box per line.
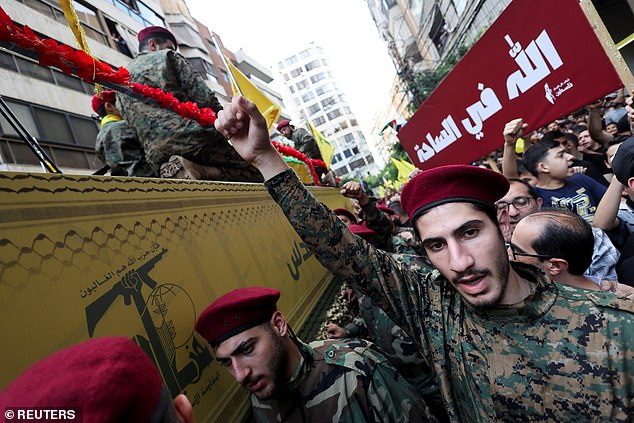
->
[196, 287, 280, 346]
[333, 208, 357, 223]
[401, 164, 509, 223]
[138, 26, 178, 49]
[348, 224, 376, 241]
[377, 204, 396, 215]
[91, 90, 116, 113]
[0, 337, 165, 423]
[276, 120, 291, 131]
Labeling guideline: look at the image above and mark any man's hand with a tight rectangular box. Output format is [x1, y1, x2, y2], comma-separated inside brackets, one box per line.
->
[503, 118, 527, 146]
[601, 280, 634, 298]
[214, 95, 288, 180]
[340, 181, 370, 206]
[325, 323, 346, 339]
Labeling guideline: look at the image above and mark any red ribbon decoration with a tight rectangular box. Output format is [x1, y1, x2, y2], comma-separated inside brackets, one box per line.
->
[0, 6, 326, 184]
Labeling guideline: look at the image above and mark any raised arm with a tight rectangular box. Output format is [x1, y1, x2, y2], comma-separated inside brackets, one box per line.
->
[214, 96, 436, 340]
[592, 176, 624, 231]
[501, 118, 527, 179]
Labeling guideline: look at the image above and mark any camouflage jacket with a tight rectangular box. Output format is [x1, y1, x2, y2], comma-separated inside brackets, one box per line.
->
[118, 50, 250, 174]
[95, 118, 155, 177]
[344, 289, 442, 404]
[266, 169, 634, 422]
[251, 338, 435, 422]
[291, 128, 323, 161]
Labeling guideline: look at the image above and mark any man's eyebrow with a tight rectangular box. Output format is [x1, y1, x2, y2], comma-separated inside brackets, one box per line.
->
[421, 219, 482, 246]
[215, 338, 255, 360]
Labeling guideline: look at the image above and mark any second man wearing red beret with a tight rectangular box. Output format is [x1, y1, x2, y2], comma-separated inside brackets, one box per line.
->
[196, 287, 435, 422]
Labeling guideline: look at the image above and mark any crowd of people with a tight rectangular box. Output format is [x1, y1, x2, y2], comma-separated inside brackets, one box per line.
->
[3, 21, 634, 422]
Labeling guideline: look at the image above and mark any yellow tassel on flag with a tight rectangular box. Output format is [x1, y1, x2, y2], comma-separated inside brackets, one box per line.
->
[57, 0, 102, 93]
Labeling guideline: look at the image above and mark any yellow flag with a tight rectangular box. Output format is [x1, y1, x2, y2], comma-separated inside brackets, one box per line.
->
[307, 121, 334, 168]
[390, 157, 416, 183]
[226, 59, 281, 130]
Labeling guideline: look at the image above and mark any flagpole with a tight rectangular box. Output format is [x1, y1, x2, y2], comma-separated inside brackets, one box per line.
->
[211, 34, 242, 96]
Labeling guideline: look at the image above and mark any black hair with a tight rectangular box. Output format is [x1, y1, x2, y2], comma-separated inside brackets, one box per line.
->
[522, 141, 560, 177]
[563, 132, 579, 147]
[387, 200, 406, 216]
[570, 124, 587, 136]
[527, 209, 593, 275]
[542, 130, 565, 143]
[507, 178, 540, 201]
[138, 36, 169, 52]
[96, 104, 107, 118]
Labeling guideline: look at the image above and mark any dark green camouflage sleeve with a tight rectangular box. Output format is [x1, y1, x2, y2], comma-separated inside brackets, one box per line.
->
[168, 51, 223, 112]
[362, 198, 394, 252]
[265, 169, 439, 356]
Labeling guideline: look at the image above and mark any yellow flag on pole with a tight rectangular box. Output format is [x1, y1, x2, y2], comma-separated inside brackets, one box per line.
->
[390, 157, 416, 183]
[226, 59, 281, 130]
[307, 121, 334, 168]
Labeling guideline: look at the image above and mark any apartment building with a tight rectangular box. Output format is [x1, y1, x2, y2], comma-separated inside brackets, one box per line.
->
[277, 43, 380, 178]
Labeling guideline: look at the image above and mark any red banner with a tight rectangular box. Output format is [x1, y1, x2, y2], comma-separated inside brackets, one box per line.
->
[398, 0, 624, 170]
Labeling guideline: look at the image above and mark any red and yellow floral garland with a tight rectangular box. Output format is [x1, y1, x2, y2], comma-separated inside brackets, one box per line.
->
[0, 6, 324, 184]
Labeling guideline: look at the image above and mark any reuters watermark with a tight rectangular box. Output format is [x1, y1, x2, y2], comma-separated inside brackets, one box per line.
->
[3, 408, 81, 422]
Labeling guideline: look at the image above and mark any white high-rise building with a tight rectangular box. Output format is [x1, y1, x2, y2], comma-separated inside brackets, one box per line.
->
[277, 43, 379, 179]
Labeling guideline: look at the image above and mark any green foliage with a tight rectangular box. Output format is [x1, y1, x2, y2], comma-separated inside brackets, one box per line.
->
[406, 44, 470, 113]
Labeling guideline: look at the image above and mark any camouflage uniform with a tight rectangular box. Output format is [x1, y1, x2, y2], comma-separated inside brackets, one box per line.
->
[251, 337, 436, 422]
[265, 169, 634, 422]
[95, 118, 155, 177]
[344, 289, 447, 421]
[118, 50, 263, 182]
[291, 128, 323, 161]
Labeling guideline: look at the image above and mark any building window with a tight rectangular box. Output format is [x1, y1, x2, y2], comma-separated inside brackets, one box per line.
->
[344, 149, 353, 158]
[310, 72, 326, 83]
[305, 60, 320, 71]
[302, 92, 314, 102]
[187, 57, 218, 83]
[340, 121, 348, 130]
[315, 85, 328, 96]
[289, 85, 295, 94]
[313, 116, 326, 126]
[283, 73, 290, 81]
[350, 119, 358, 126]
[365, 155, 374, 164]
[290, 67, 303, 78]
[0, 98, 98, 148]
[221, 70, 230, 83]
[285, 55, 298, 66]
[327, 109, 342, 120]
[343, 133, 355, 143]
[299, 49, 310, 59]
[332, 153, 342, 164]
[296, 80, 308, 90]
[308, 104, 321, 114]
[321, 97, 336, 108]
[350, 158, 366, 169]
[352, 147, 359, 155]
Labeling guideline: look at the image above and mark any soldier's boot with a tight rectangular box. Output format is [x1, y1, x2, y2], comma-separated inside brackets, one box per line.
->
[159, 155, 221, 180]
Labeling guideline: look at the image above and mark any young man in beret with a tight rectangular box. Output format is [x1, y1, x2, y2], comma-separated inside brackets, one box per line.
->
[117, 26, 262, 183]
[214, 95, 634, 421]
[92, 90, 155, 177]
[196, 287, 435, 422]
[0, 337, 194, 423]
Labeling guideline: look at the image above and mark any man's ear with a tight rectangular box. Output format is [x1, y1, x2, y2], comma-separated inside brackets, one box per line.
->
[537, 161, 549, 174]
[627, 177, 634, 192]
[173, 394, 194, 423]
[270, 311, 288, 337]
[536, 197, 543, 208]
[546, 258, 568, 277]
